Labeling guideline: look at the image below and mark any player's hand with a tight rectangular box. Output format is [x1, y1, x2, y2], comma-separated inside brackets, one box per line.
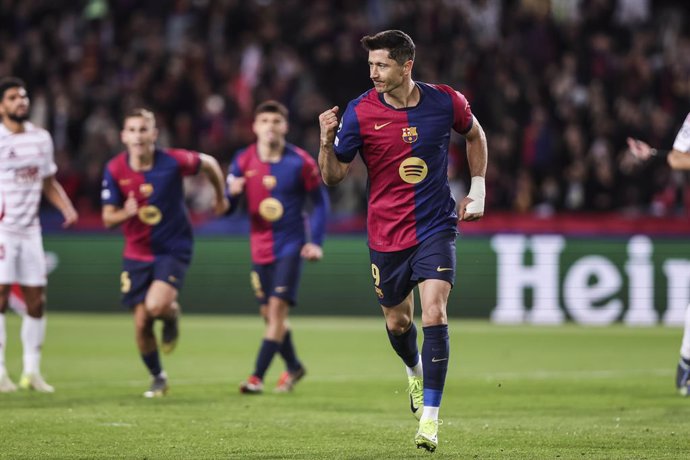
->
[459, 176, 485, 221]
[228, 176, 246, 196]
[62, 207, 78, 228]
[319, 106, 340, 146]
[123, 191, 138, 218]
[627, 137, 653, 161]
[214, 196, 230, 216]
[459, 196, 484, 221]
[300, 243, 323, 261]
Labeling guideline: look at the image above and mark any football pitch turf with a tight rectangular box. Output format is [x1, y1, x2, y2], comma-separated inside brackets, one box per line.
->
[1, 313, 688, 459]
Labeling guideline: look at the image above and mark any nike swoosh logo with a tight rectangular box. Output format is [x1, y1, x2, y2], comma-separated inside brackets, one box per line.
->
[374, 121, 392, 130]
[436, 266, 453, 272]
[431, 357, 448, 363]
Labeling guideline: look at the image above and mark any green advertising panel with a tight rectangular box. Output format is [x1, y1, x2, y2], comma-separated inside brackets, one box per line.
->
[43, 234, 690, 325]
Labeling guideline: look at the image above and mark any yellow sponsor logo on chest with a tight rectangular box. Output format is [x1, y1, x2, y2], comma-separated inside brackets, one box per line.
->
[138, 205, 162, 225]
[258, 197, 284, 222]
[399, 157, 428, 184]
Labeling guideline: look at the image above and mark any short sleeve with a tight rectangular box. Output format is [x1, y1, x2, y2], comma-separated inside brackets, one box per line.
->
[41, 132, 58, 178]
[167, 149, 201, 176]
[334, 101, 362, 163]
[673, 113, 690, 153]
[450, 89, 473, 134]
[101, 167, 123, 206]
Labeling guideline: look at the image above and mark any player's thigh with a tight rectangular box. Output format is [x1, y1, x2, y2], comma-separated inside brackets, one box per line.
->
[369, 245, 417, 307]
[16, 233, 48, 287]
[250, 264, 273, 306]
[410, 231, 457, 287]
[145, 280, 178, 310]
[121, 259, 154, 309]
[269, 253, 303, 306]
[0, 232, 19, 285]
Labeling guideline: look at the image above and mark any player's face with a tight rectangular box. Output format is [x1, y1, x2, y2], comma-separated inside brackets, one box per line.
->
[253, 112, 288, 146]
[368, 50, 411, 94]
[0, 87, 30, 123]
[121, 116, 158, 157]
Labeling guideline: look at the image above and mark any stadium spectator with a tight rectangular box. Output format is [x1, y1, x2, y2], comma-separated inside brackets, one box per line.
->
[101, 108, 228, 397]
[318, 30, 487, 452]
[228, 100, 328, 394]
[0, 1, 688, 219]
[627, 113, 690, 396]
[0, 76, 79, 393]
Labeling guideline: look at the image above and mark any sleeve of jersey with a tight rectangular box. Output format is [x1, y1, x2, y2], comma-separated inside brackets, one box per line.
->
[224, 158, 244, 216]
[448, 88, 474, 134]
[307, 185, 329, 246]
[101, 167, 123, 206]
[333, 102, 362, 163]
[42, 133, 58, 178]
[169, 149, 202, 176]
[672, 113, 690, 153]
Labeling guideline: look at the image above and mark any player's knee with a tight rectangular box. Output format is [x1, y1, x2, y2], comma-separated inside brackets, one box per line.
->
[145, 300, 168, 317]
[386, 315, 413, 335]
[26, 301, 45, 318]
[422, 304, 447, 326]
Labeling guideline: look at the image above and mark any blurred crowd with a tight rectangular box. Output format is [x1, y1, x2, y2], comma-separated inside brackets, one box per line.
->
[1, 0, 689, 219]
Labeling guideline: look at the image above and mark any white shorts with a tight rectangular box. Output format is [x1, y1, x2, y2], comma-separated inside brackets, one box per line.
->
[0, 230, 47, 286]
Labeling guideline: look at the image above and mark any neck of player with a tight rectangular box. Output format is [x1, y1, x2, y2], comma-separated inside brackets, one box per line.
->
[384, 79, 419, 109]
[257, 139, 284, 163]
[2, 118, 25, 134]
[129, 148, 155, 171]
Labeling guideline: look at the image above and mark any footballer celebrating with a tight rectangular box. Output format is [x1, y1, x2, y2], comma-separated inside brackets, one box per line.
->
[318, 30, 488, 451]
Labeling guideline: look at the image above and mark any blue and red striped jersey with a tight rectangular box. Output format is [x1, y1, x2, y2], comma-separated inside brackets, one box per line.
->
[101, 148, 201, 262]
[229, 143, 328, 265]
[334, 82, 473, 252]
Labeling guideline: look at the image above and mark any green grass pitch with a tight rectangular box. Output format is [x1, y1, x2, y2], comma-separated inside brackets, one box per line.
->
[1, 313, 689, 459]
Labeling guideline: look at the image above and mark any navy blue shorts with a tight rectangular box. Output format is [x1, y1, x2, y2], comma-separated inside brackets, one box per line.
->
[120, 256, 189, 308]
[369, 231, 457, 307]
[250, 252, 303, 306]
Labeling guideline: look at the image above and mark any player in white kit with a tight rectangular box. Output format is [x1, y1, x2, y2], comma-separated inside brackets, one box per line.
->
[0, 77, 78, 393]
[627, 112, 690, 396]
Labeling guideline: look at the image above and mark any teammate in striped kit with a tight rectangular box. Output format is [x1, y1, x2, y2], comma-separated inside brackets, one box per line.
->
[0, 77, 79, 393]
[228, 101, 328, 394]
[318, 31, 488, 451]
[627, 113, 690, 396]
[102, 108, 228, 397]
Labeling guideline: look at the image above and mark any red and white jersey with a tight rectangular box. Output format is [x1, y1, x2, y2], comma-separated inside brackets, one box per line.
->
[0, 122, 57, 234]
[673, 113, 690, 153]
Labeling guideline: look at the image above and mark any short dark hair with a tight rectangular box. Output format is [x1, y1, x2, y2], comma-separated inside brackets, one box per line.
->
[255, 100, 288, 119]
[360, 30, 415, 65]
[0, 76, 26, 100]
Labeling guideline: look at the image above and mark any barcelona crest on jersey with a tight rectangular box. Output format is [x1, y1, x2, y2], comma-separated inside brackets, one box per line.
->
[402, 127, 418, 143]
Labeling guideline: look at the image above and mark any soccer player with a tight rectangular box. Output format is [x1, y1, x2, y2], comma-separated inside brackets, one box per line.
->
[228, 100, 328, 394]
[318, 30, 488, 452]
[101, 108, 228, 398]
[627, 114, 690, 396]
[0, 76, 79, 393]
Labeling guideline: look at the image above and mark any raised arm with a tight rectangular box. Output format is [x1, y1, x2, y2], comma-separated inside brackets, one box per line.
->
[318, 106, 351, 186]
[458, 115, 488, 221]
[42, 176, 78, 228]
[199, 153, 230, 215]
